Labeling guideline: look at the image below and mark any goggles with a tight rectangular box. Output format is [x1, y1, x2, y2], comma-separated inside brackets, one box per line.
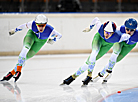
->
[36, 23, 46, 27]
[126, 28, 135, 32]
[105, 31, 112, 35]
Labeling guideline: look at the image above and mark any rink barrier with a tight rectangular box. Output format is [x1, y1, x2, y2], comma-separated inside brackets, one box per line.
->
[0, 13, 138, 56]
[0, 48, 138, 56]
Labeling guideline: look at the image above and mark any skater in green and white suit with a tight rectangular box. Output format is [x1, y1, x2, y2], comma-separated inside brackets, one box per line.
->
[0, 14, 62, 82]
[92, 18, 138, 83]
[61, 17, 131, 86]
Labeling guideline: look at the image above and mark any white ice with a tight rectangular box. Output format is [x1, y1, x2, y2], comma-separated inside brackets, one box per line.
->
[0, 53, 138, 102]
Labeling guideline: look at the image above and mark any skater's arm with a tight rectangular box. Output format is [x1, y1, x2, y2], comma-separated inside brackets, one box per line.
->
[9, 21, 32, 35]
[83, 17, 102, 32]
[47, 30, 62, 44]
[119, 33, 130, 42]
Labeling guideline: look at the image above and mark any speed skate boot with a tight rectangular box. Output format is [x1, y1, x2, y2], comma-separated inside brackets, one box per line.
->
[82, 76, 92, 86]
[102, 69, 112, 84]
[91, 72, 103, 82]
[60, 76, 75, 85]
[0, 72, 13, 81]
[13, 71, 21, 82]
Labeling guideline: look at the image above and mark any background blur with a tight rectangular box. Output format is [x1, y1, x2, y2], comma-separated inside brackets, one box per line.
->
[0, 1, 138, 102]
[0, 0, 138, 13]
[0, 0, 138, 56]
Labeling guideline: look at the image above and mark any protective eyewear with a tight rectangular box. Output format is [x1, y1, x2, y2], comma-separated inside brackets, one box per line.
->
[105, 31, 112, 35]
[126, 28, 135, 32]
[36, 24, 46, 27]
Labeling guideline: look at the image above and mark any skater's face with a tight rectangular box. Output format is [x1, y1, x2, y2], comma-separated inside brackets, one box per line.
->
[36, 23, 46, 32]
[125, 27, 135, 36]
[104, 31, 114, 39]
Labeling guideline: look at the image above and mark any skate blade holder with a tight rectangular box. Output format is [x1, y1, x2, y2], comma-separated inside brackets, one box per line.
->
[102, 80, 107, 84]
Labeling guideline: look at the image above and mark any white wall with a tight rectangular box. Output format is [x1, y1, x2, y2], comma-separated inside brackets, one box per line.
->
[0, 13, 138, 55]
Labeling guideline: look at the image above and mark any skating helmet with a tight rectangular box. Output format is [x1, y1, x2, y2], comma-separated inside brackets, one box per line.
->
[35, 14, 48, 24]
[124, 18, 137, 29]
[103, 21, 116, 32]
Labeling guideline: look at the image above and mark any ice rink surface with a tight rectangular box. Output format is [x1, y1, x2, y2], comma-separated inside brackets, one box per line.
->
[0, 53, 138, 102]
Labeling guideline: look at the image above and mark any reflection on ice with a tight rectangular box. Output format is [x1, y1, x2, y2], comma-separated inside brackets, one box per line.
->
[0, 53, 138, 102]
[0, 82, 24, 102]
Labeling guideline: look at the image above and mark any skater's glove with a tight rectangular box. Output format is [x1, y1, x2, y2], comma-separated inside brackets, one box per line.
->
[47, 38, 56, 45]
[9, 28, 22, 36]
[9, 29, 16, 35]
[83, 27, 91, 32]
[119, 33, 131, 42]
[82, 25, 95, 32]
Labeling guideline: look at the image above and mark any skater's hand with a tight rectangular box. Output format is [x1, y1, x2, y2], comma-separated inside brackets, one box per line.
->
[119, 33, 131, 42]
[83, 25, 95, 32]
[47, 38, 56, 44]
[83, 27, 91, 32]
[9, 29, 15, 35]
[9, 28, 22, 35]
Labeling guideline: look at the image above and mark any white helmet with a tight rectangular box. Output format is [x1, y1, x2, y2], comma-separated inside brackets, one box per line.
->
[35, 14, 48, 24]
[104, 21, 116, 32]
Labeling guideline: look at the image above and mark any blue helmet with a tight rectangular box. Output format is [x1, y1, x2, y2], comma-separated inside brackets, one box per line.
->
[124, 18, 137, 29]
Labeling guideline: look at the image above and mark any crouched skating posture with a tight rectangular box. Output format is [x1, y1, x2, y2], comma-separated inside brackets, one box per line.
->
[1, 14, 62, 82]
[92, 18, 138, 83]
[61, 17, 130, 86]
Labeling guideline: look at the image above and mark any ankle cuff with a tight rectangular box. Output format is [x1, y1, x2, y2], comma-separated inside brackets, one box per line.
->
[72, 74, 77, 79]
[106, 69, 112, 73]
[11, 69, 16, 75]
[17, 66, 22, 72]
[98, 72, 103, 77]
[88, 71, 92, 77]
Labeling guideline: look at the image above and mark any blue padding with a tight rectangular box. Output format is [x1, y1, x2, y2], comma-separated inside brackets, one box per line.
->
[102, 87, 138, 102]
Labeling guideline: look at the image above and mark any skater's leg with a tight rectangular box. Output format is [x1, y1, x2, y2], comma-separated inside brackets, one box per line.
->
[14, 31, 47, 82]
[86, 33, 102, 77]
[95, 42, 121, 83]
[13, 30, 36, 82]
[61, 63, 89, 85]
[96, 42, 123, 83]
[100, 52, 119, 76]
[83, 33, 113, 85]
[92, 50, 116, 82]
[102, 43, 135, 83]
[101, 53, 119, 83]
[101, 42, 136, 75]
[101, 43, 136, 83]
[91, 41, 115, 83]
[13, 46, 30, 82]
[93, 35, 114, 74]
[61, 33, 101, 85]
[117, 42, 136, 62]
[0, 30, 35, 82]
[87, 40, 113, 73]
[86, 50, 98, 77]
[26, 38, 47, 60]
[82, 33, 102, 85]
[73, 63, 89, 78]
[0, 46, 30, 82]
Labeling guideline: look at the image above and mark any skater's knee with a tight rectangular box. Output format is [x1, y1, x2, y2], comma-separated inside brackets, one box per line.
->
[26, 49, 36, 59]
[24, 44, 31, 50]
[113, 51, 120, 55]
[116, 55, 124, 62]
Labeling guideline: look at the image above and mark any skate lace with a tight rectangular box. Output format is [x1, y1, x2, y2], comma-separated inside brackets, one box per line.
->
[15, 72, 20, 77]
[5, 73, 11, 78]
